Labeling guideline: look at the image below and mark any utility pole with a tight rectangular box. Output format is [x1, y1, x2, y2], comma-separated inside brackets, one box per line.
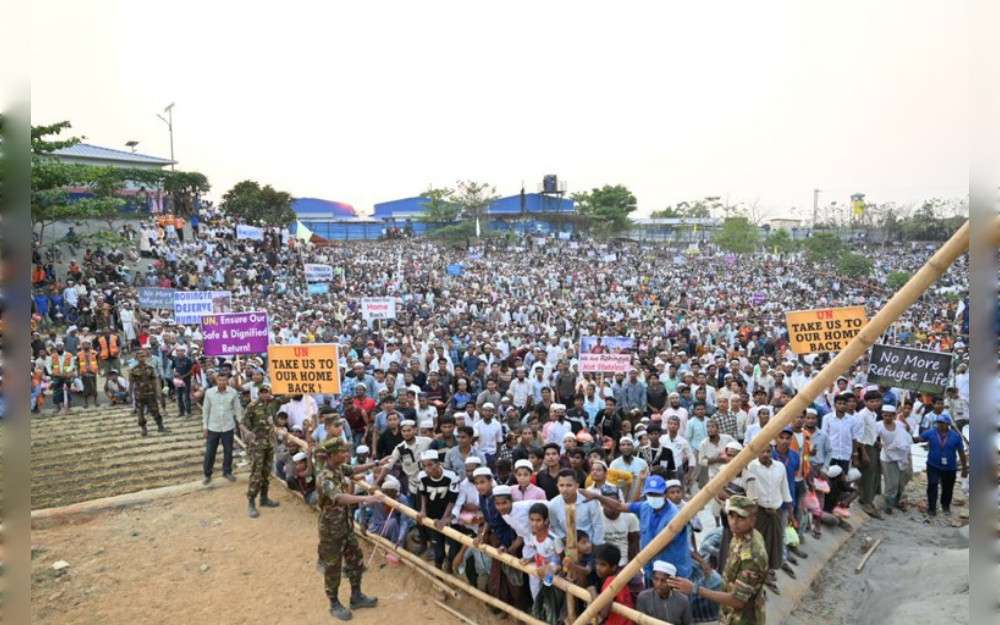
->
[156, 102, 175, 170]
[812, 188, 821, 227]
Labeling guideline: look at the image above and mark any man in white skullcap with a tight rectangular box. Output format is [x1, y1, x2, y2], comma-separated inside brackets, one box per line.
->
[636, 560, 693, 625]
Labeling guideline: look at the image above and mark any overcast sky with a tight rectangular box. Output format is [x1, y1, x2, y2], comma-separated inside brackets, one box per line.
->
[31, 1, 969, 219]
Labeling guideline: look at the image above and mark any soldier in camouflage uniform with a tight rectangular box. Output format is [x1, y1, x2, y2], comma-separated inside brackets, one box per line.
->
[239, 385, 282, 518]
[670, 495, 769, 625]
[129, 349, 165, 437]
[317, 437, 382, 621]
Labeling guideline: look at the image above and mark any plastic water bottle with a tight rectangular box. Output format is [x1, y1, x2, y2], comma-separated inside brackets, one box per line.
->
[544, 554, 558, 586]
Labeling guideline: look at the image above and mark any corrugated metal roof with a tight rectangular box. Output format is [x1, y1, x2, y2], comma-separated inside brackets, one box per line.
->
[293, 197, 358, 218]
[51, 143, 176, 165]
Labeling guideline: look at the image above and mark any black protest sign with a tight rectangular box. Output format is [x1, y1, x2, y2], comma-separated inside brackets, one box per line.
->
[867, 345, 953, 395]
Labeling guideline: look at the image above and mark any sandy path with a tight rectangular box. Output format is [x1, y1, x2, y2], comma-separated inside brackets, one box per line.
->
[30, 480, 486, 625]
[782, 474, 970, 625]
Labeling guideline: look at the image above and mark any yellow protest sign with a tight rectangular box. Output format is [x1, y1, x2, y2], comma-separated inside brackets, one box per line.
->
[267, 344, 341, 395]
[785, 306, 868, 354]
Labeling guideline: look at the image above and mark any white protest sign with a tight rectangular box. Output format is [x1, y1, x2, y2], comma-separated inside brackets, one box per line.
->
[236, 224, 264, 241]
[304, 263, 334, 282]
[173, 290, 231, 325]
[361, 297, 397, 321]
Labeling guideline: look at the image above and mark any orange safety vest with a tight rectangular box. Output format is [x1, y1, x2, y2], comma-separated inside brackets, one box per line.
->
[78, 351, 99, 374]
[99, 335, 120, 359]
[51, 352, 74, 376]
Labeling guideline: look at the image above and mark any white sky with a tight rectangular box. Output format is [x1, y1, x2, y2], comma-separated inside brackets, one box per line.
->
[31, 1, 969, 218]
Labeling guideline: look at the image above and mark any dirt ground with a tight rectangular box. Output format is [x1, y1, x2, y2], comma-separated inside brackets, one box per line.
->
[30, 480, 494, 625]
[783, 473, 970, 625]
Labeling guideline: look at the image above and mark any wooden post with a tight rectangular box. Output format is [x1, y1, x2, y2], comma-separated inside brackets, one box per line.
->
[571, 220, 981, 625]
[564, 503, 578, 623]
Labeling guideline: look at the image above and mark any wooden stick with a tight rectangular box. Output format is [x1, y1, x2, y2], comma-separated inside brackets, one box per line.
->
[361, 525, 546, 625]
[434, 599, 479, 625]
[855, 537, 883, 574]
[572, 219, 983, 625]
[354, 480, 670, 625]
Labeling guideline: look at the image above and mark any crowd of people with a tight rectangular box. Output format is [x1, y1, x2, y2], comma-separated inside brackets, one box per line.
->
[29, 206, 972, 624]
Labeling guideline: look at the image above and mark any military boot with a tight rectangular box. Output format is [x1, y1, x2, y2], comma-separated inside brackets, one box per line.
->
[349, 587, 377, 609]
[259, 486, 280, 508]
[247, 498, 259, 519]
[329, 599, 352, 621]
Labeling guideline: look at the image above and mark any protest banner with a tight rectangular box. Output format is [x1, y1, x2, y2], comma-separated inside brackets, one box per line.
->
[201, 311, 270, 356]
[361, 297, 397, 321]
[267, 344, 341, 395]
[236, 224, 264, 241]
[174, 290, 231, 325]
[867, 345, 953, 395]
[579, 336, 635, 373]
[558, 231, 571, 240]
[308, 282, 329, 295]
[447, 263, 464, 276]
[785, 305, 868, 354]
[304, 263, 334, 282]
[138, 287, 175, 310]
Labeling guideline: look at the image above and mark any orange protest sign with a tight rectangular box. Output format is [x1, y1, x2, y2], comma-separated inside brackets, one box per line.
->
[267, 344, 341, 395]
[785, 306, 868, 354]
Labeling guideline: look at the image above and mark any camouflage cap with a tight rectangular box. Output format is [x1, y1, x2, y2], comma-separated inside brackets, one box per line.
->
[725, 495, 758, 518]
[321, 437, 348, 455]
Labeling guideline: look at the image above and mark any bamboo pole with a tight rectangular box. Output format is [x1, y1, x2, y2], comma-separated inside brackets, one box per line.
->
[572, 220, 979, 625]
[355, 529, 460, 598]
[361, 524, 548, 625]
[434, 599, 480, 625]
[354, 480, 670, 625]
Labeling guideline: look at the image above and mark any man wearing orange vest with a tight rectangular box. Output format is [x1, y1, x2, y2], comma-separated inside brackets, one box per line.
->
[78, 342, 101, 409]
[98, 332, 122, 377]
[47, 341, 76, 413]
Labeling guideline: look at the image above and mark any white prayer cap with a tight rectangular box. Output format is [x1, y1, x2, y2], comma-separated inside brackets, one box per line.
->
[400, 419, 417, 428]
[465, 456, 482, 465]
[514, 459, 533, 472]
[420, 450, 440, 462]
[881, 404, 897, 413]
[472, 467, 493, 478]
[419, 419, 434, 429]
[824, 465, 843, 478]
[664, 479, 682, 490]
[355, 445, 370, 455]
[652, 561, 677, 576]
[493, 485, 513, 497]
[292, 452, 308, 462]
[482, 402, 496, 410]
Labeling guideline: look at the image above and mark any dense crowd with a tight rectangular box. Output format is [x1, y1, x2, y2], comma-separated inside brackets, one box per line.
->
[29, 208, 972, 624]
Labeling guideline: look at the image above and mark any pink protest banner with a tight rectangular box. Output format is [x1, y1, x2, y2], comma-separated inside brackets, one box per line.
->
[201, 311, 270, 356]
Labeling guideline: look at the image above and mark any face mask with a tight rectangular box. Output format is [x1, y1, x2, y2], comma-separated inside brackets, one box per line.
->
[646, 495, 666, 510]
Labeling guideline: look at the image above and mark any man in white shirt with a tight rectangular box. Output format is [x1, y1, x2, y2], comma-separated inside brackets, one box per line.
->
[281, 393, 318, 430]
[473, 403, 504, 468]
[201, 371, 243, 485]
[854, 387, 884, 518]
[743, 406, 771, 446]
[507, 368, 532, 411]
[821, 393, 863, 512]
[662, 415, 694, 492]
[745, 445, 793, 577]
[377, 419, 433, 495]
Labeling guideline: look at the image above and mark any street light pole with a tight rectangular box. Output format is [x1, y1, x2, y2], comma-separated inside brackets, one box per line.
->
[156, 102, 175, 170]
[812, 188, 821, 227]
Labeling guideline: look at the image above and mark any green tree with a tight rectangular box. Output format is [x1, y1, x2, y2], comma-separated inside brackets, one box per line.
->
[651, 196, 722, 219]
[887, 271, 910, 290]
[453, 180, 499, 235]
[837, 252, 873, 278]
[220, 179, 295, 226]
[419, 186, 460, 222]
[571, 184, 637, 233]
[713, 216, 760, 253]
[764, 228, 798, 254]
[803, 231, 843, 264]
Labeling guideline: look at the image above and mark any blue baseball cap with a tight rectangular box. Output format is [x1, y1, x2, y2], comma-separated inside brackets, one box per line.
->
[643, 475, 667, 496]
[935, 413, 952, 425]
